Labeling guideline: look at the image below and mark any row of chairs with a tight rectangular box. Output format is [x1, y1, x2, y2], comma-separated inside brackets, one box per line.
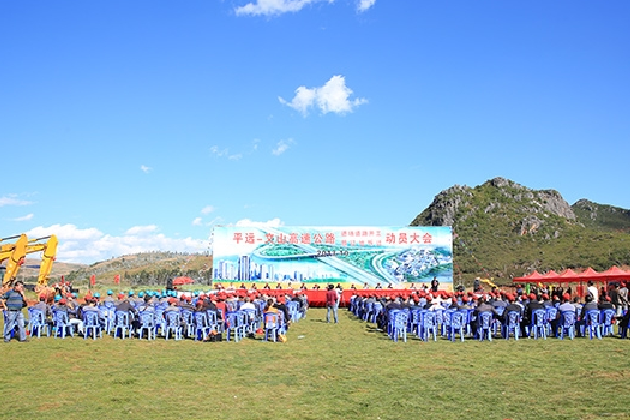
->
[21, 303, 304, 342]
[348, 299, 621, 342]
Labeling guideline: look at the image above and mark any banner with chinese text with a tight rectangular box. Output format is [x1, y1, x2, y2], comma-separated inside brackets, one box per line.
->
[212, 226, 453, 288]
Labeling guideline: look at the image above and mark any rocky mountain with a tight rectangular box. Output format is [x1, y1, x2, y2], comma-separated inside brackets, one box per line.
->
[411, 178, 630, 285]
[572, 199, 630, 233]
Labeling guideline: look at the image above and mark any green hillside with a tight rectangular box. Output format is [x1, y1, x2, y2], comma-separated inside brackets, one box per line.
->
[410, 178, 630, 286]
[572, 198, 630, 233]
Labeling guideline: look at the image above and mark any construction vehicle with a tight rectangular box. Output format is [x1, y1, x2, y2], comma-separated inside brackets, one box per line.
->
[1, 234, 58, 290]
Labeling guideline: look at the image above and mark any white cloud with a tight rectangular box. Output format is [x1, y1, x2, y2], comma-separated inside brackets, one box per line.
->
[279, 75, 367, 116]
[13, 214, 34, 222]
[272, 138, 294, 156]
[235, 218, 285, 228]
[0, 196, 32, 207]
[125, 225, 158, 235]
[192, 217, 203, 226]
[201, 205, 215, 215]
[28, 224, 102, 241]
[357, 0, 375, 12]
[26, 224, 210, 264]
[210, 146, 228, 157]
[140, 165, 152, 173]
[228, 154, 243, 161]
[235, 0, 333, 17]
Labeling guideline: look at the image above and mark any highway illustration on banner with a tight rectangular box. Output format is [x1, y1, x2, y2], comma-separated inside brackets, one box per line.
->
[212, 226, 453, 288]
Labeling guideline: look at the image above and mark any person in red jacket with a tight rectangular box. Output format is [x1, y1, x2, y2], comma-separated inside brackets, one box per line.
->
[326, 285, 339, 323]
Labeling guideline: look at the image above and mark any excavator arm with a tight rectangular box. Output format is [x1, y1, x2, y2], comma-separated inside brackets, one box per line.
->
[2, 234, 29, 287]
[36, 235, 58, 286]
[2, 234, 57, 287]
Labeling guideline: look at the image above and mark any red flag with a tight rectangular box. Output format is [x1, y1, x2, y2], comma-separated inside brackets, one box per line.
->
[61, 275, 65, 282]
[114, 274, 120, 284]
[90, 275, 95, 286]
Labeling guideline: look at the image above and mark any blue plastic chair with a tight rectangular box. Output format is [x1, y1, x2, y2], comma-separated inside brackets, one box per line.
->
[386, 310, 400, 337]
[390, 311, 408, 342]
[442, 309, 454, 336]
[421, 311, 438, 342]
[181, 309, 194, 337]
[527, 310, 546, 340]
[154, 308, 166, 336]
[600, 309, 616, 336]
[410, 309, 422, 336]
[371, 303, 383, 323]
[263, 312, 280, 342]
[242, 309, 257, 334]
[225, 311, 246, 342]
[82, 311, 102, 340]
[113, 311, 131, 339]
[434, 309, 444, 336]
[492, 307, 505, 336]
[53, 311, 74, 339]
[558, 311, 576, 340]
[137, 311, 156, 340]
[194, 311, 210, 341]
[502, 311, 520, 340]
[207, 310, 221, 334]
[449, 311, 465, 342]
[476, 312, 493, 341]
[584, 310, 602, 340]
[28, 309, 49, 338]
[164, 311, 183, 340]
[545, 307, 558, 336]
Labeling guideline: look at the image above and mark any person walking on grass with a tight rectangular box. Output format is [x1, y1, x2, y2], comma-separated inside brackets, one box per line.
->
[2, 281, 28, 342]
[326, 284, 339, 324]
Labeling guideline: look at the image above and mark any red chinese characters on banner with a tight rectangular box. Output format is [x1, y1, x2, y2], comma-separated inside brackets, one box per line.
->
[245, 233, 255, 244]
[301, 233, 311, 244]
[265, 233, 275, 244]
[314, 233, 323, 244]
[277, 234, 287, 244]
[325, 233, 335, 244]
[410, 232, 420, 244]
[399, 233, 407, 244]
[423, 233, 432, 244]
[386, 233, 396, 244]
[233, 232, 243, 244]
[341, 239, 347, 246]
[341, 231, 347, 237]
[348, 231, 354, 238]
[290, 233, 299, 244]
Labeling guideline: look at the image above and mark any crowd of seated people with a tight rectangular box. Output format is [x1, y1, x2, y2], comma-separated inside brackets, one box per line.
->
[18, 289, 308, 342]
[350, 288, 629, 341]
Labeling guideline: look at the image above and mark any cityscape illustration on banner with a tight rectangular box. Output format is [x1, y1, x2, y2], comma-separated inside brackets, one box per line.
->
[212, 226, 453, 288]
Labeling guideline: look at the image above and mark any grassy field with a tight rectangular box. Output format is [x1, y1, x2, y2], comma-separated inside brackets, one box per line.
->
[2, 308, 630, 420]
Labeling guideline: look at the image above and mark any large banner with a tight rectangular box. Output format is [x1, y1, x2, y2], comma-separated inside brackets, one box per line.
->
[212, 226, 453, 288]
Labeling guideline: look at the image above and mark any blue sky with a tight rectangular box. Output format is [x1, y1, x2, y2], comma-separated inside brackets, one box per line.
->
[1, 0, 629, 263]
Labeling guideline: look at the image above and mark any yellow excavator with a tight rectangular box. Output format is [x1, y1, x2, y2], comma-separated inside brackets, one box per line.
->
[1, 234, 58, 289]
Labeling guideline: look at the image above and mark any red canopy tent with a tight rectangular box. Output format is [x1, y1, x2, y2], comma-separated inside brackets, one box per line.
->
[514, 267, 627, 298]
[600, 266, 630, 282]
[513, 270, 547, 283]
[578, 267, 603, 282]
